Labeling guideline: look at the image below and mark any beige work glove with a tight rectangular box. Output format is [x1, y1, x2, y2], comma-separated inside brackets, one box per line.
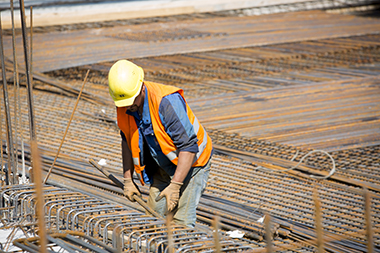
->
[123, 178, 141, 202]
[155, 181, 183, 213]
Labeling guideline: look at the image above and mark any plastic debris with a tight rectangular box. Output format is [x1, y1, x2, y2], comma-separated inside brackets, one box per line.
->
[226, 230, 245, 238]
[98, 159, 107, 166]
[257, 215, 266, 223]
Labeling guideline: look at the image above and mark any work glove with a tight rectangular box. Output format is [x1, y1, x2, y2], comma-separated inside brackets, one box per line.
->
[155, 181, 183, 213]
[123, 178, 141, 202]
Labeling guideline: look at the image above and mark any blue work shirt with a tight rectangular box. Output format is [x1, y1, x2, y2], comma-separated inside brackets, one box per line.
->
[121, 89, 199, 184]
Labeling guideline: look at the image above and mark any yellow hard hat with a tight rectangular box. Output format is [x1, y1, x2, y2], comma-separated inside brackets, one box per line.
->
[108, 60, 144, 107]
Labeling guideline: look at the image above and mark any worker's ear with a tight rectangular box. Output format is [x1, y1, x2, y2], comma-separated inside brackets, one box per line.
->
[141, 83, 146, 95]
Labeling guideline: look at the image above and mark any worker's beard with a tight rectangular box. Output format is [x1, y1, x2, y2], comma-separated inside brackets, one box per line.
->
[128, 105, 138, 112]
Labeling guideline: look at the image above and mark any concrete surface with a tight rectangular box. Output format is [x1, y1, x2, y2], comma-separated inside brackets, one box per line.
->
[0, 0, 316, 29]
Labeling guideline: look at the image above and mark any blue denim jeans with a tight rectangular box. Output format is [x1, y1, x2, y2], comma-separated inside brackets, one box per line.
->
[147, 161, 211, 228]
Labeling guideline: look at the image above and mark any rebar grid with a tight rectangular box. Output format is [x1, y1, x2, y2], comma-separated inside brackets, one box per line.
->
[1, 185, 253, 252]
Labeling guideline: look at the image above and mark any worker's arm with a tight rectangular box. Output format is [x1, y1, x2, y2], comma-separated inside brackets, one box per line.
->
[122, 139, 134, 178]
[121, 138, 141, 201]
[156, 93, 199, 212]
[159, 93, 199, 165]
[172, 151, 196, 183]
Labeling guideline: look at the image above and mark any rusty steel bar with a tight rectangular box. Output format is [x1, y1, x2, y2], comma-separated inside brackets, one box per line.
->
[264, 213, 273, 253]
[115, 225, 122, 253]
[88, 158, 162, 218]
[1, 184, 252, 252]
[0, 15, 380, 252]
[13, 231, 117, 253]
[5, 132, 378, 251]
[30, 141, 47, 253]
[10, 0, 21, 184]
[196, 214, 262, 241]
[29, 6, 33, 82]
[0, 84, 3, 185]
[364, 187, 374, 253]
[10, 9, 380, 73]
[3, 137, 378, 252]
[10, 0, 26, 183]
[213, 144, 380, 193]
[19, 0, 37, 142]
[0, 12, 16, 185]
[212, 216, 221, 253]
[166, 213, 174, 253]
[313, 184, 324, 253]
[43, 70, 89, 184]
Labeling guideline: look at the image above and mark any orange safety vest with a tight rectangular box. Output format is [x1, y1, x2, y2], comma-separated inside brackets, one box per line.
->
[117, 81, 213, 184]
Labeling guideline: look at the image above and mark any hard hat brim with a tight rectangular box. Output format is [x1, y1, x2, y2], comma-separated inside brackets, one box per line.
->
[114, 81, 143, 107]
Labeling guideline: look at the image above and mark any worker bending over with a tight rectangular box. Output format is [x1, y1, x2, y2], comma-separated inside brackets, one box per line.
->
[108, 60, 213, 227]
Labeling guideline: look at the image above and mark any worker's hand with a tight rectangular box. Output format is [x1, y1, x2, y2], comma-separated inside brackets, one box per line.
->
[155, 181, 183, 213]
[123, 178, 141, 202]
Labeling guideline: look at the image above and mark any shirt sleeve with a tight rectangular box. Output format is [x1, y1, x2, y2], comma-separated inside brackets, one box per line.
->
[159, 93, 199, 153]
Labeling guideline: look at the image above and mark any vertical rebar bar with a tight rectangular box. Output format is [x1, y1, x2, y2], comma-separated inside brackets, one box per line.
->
[166, 213, 174, 253]
[115, 225, 122, 253]
[11, 1, 26, 184]
[0, 13, 16, 185]
[19, 0, 37, 142]
[29, 6, 33, 82]
[364, 187, 373, 253]
[212, 216, 221, 253]
[0, 84, 3, 185]
[264, 213, 273, 253]
[11, 0, 19, 185]
[31, 140, 46, 253]
[313, 184, 324, 252]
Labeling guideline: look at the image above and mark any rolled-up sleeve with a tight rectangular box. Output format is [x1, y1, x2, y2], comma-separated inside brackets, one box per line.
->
[159, 93, 199, 153]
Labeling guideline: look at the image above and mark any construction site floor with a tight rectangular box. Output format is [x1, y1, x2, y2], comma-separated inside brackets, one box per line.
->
[1, 1, 380, 252]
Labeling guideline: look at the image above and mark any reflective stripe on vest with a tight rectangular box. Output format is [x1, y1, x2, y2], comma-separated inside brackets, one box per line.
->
[132, 157, 140, 167]
[166, 115, 207, 162]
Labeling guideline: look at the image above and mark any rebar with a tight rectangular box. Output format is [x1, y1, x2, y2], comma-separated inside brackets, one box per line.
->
[0, 11, 16, 185]
[313, 184, 324, 253]
[1, 184, 252, 252]
[43, 70, 89, 184]
[1, 7, 380, 253]
[29, 6, 33, 82]
[364, 187, 374, 253]
[10, 0, 19, 185]
[19, 0, 37, 142]
[30, 141, 46, 253]
[0, 79, 3, 185]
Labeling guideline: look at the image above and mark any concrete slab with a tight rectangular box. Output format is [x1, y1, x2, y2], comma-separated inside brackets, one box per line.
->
[0, 0, 338, 29]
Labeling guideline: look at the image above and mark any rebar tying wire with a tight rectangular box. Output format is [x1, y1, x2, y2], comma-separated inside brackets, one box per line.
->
[257, 150, 336, 180]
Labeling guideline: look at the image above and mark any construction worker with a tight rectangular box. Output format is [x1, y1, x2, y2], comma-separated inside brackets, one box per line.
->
[108, 59, 213, 227]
